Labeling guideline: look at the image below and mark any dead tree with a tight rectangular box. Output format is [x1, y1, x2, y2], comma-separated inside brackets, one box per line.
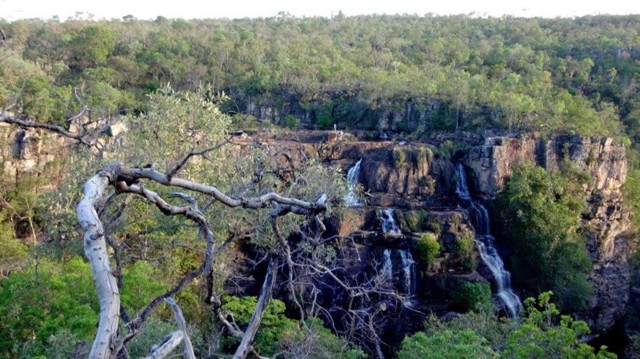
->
[77, 160, 327, 359]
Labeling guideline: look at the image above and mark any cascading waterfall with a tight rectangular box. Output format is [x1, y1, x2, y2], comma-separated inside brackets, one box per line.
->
[344, 159, 363, 206]
[379, 249, 415, 297]
[399, 250, 415, 295]
[378, 209, 415, 301]
[455, 163, 523, 317]
[380, 208, 401, 236]
[382, 249, 393, 280]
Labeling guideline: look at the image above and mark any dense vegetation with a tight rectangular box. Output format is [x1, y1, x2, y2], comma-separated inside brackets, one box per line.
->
[496, 163, 594, 312]
[0, 14, 639, 136]
[1, 13, 640, 358]
[399, 292, 615, 359]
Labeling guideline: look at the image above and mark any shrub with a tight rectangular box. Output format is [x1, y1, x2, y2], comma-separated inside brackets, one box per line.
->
[455, 235, 476, 270]
[283, 115, 300, 129]
[402, 211, 422, 232]
[398, 329, 496, 359]
[452, 281, 493, 313]
[416, 233, 441, 265]
[423, 218, 442, 234]
[221, 296, 299, 356]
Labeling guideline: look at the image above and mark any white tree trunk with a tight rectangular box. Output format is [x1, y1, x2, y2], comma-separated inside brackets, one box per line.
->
[77, 171, 120, 359]
[143, 331, 184, 359]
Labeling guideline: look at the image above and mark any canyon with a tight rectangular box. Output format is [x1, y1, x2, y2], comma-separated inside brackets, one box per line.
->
[1, 124, 634, 352]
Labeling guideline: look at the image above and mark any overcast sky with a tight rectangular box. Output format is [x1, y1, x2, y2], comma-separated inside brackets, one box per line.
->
[2, 0, 639, 21]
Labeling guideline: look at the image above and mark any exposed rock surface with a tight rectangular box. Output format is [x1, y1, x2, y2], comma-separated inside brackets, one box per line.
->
[2, 126, 632, 340]
[464, 132, 630, 329]
[0, 123, 66, 185]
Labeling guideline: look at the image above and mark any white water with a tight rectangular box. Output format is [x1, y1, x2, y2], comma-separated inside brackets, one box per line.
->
[344, 159, 363, 207]
[380, 209, 401, 236]
[380, 249, 415, 296]
[455, 163, 523, 317]
[382, 249, 393, 281]
[399, 249, 415, 295]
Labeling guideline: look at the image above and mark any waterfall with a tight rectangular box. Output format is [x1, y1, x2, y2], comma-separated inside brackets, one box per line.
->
[399, 249, 415, 295]
[344, 159, 363, 206]
[380, 249, 415, 297]
[381, 249, 393, 281]
[455, 163, 523, 317]
[380, 209, 401, 236]
[454, 163, 471, 201]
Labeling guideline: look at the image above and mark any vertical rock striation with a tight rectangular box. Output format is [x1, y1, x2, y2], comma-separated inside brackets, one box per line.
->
[465, 133, 630, 329]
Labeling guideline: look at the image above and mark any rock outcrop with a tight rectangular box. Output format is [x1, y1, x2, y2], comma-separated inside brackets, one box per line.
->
[464, 132, 630, 329]
[2, 125, 632, 342]
[0, 123, 66, 185]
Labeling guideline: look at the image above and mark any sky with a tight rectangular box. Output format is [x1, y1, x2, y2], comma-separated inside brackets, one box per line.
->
[1, 0, 640, 21]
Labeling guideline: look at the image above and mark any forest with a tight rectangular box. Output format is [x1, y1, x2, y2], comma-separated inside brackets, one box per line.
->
[1, 13, 640, 358]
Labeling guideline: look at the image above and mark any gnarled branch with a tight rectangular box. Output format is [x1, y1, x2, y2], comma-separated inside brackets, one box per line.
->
[77, 161, 327, 359]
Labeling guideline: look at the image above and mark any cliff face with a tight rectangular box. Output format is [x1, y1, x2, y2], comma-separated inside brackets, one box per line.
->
[464, 133, 630, 329]
[232, 130, 631, 331]
[2, 126, 632, 334]
[0, 123, 65, 185]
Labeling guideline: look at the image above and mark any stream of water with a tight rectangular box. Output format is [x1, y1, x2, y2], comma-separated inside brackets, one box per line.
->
[344, 159, 363, 207]
[455, 163, 523, 317]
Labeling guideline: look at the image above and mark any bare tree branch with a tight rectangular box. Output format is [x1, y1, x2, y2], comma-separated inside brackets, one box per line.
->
[77, 161, 328, 359]
[1, 111, 93, 146]
[166, 138, 232, 179]
[77, 163, 122, 359]
[164, 297, 195, 359]
[233, 258, 277, 359]
[142, 331, 184, 359]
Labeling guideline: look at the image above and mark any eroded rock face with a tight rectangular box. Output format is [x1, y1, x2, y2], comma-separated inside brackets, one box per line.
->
[0, 124, 66, 186]
[464, 133, 631, 329]
[465, 133, 627, 199]
[3, 126, 632, 334]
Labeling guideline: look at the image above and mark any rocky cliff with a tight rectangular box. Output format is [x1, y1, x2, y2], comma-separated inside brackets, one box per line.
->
[258, 130, 631, 333]
[464, 132, 630, 329]
[2, 126, 633, 346]
[0, 123, 65, 185]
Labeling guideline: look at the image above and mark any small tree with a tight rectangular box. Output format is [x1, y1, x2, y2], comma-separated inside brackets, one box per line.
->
[503, 292, 615, 359]
[416, 233, 440, 265]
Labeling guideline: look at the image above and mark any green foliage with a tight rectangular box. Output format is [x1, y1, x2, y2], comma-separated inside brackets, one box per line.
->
[280, 318, 366, 359]
[0, 222, 28, 276]
[415, 293, 612, 359]
[424, 218, 442, 234]
[450, 234, 477, 271]
[452, 281, 493, 313]
[35, 328, 89, 359]
[4, 15, 640, 358]
[70, 25, 116, 70]
[221, 296, 299, 356]
[20, 77, 74, 124]
[416, 233, 441, 265]
[425, 310, 516, 352]
[496, 163, 593, 311]
[2, 15, 638, 137]
[398, 329, 497, 359]
[624, 149, 640, 230]
[503, 292, 615, 359]
[283, 114, 301, 129]
[119, 261, 170, 313]
[401, 211, 422, 232]
[120, 84, 231, 173]
[0, 258, 98, 357]
[435, 140, 457, 160]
